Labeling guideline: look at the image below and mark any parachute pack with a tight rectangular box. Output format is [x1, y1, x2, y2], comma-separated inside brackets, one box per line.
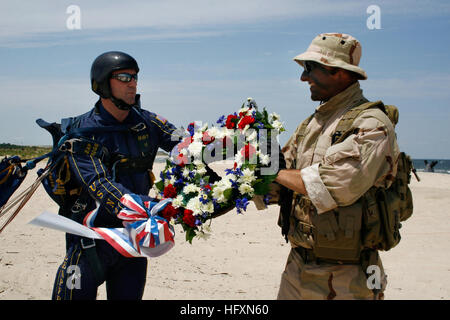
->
[0, 107, 156, 233]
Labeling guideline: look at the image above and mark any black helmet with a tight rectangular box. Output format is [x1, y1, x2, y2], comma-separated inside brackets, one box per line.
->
[90, 51, 139, 109]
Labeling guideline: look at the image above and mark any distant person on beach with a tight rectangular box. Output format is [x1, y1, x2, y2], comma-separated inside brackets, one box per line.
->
[51, 52, 181, 300]
[424, 160, 438, 172]
[262, 33, 400, 300]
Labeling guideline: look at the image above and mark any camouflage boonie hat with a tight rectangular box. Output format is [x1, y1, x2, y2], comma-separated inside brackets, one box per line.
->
[293, 33, 367, 80]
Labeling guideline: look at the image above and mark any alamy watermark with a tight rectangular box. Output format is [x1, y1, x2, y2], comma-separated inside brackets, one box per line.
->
[366, 265, 381, 290]
[66, 5, 81, 30]
[66, 265, 81, 290]
[367, 5, 381, 30]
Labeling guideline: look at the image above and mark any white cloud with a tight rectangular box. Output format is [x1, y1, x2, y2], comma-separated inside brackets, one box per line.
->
[0, 0, 361, 47]
[2, 0, 449, 48]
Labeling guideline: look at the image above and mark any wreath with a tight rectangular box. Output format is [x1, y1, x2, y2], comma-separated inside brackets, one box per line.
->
[153, 98, 285, 243]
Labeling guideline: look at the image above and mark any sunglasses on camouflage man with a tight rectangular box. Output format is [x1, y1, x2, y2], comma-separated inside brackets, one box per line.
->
[303, 61, 338, 75]
[111, 73, 138, 83]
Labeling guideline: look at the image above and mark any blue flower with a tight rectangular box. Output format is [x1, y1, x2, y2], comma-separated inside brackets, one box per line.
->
[229, 179, 239, 189]
[195, 217, 203, 226]
[202, 212, 210, 219]
[225, 168, 234, 175]
[235, 197, 249, 214]
[174, 178, 185, 187]
[257, 122, 265, 129]
[225, 167, 243, 176]
[212, 199, 220, 210]
[187, 123, 195, 137]
[263, 194, 272, 207]
[199, 194, 209, 204]
[216, 115, 226, 126]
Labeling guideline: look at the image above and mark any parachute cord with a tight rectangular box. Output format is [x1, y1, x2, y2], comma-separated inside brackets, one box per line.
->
[0, 166, 51, 233]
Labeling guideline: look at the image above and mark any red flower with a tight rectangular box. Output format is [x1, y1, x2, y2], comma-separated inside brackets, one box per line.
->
[238, 115, 255, 130]
[203, 184, 212, 192]
[241, 143, 256, 160]
[202, 131, 215, 145]
[163, 184, 177, 198]
[160, 203, 179, 222]
[178, 136, 193, 152]
[176, 153, 188, 167]
[182, 209, 196, 228]
[225, 114, 238, 129]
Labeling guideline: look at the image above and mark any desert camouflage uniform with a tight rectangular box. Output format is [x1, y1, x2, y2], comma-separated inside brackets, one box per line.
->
[275, 81, 399, 300]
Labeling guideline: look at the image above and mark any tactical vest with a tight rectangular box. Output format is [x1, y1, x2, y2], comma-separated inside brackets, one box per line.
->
[280, 101, 414, 262]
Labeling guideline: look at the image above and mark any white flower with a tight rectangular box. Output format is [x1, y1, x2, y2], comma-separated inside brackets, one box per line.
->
[188, 141, 203, 157]
[269, 112, 280, 122]
[259, 153, 270, 165]
[193, 160, 207, 176]
[212, 179, 233, 203]
[182, 167, 191, 178]
[172, 195, 184, 208]
[165, 176, 176, 187]
[197, 167, 207, 175]
[186, 197, 202, 212]
[193, 131, 203, 141]
[239, 168, 257, 184]
[207, 126, 221, 139]
[201, 201, 214, 213]
[272, 120, 283, 131]
[234, 152, 244, 167]
[238, 183, 254, 197]
[183, 184, 201, 194]
[212, 187, 226, 203]
[197, 229, 211, 240]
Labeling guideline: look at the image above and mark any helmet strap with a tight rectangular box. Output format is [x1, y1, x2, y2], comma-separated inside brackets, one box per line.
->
[110, 95, 136, 111]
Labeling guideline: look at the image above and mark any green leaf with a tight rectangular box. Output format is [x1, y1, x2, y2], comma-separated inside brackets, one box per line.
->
[155, 180, 164, 192]
[253, 181, 271, 195]
[223, 188, 234, 200]
[185, 228, 197, 244]
[263, 108, 269, 121]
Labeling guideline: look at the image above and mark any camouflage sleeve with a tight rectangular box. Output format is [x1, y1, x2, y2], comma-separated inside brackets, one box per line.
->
[301, 108, 400, 213]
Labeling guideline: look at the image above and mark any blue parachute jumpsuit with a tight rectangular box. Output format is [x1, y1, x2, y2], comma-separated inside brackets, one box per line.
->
[52, 99, 179, 300]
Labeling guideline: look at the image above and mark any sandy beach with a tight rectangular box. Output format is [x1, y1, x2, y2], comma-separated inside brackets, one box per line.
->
[0, 162, 449, 300]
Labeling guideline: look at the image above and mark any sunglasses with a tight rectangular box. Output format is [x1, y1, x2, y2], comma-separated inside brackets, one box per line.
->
[111, 73, 138, 82]
[303, 61, 338, 75]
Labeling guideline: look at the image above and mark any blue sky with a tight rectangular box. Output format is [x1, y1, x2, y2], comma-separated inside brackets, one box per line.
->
[1, 0, 449, 159]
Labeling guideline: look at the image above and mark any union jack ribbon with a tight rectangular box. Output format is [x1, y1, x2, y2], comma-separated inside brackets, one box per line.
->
[83, 194, 175, 258]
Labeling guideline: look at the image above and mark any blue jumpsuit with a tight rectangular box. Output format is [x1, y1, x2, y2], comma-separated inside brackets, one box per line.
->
[51, 99, 179, 300]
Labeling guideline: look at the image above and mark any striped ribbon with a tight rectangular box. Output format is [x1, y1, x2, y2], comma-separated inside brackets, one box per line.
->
[83, 194, 175, 258]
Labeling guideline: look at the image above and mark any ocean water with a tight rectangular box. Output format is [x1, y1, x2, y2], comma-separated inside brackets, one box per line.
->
[412, 159, 450, 174]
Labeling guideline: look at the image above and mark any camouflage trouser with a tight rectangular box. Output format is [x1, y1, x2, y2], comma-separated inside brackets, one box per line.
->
[277, 248, 387, 300]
